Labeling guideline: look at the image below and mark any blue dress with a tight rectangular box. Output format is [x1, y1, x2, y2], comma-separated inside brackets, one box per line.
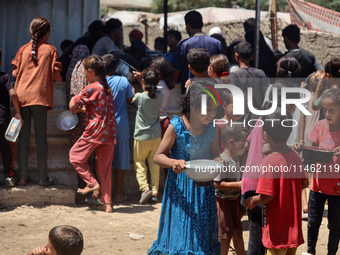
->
[148, 116, 220, 255]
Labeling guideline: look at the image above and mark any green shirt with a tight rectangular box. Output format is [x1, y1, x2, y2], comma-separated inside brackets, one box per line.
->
[133, 91, 162, 140]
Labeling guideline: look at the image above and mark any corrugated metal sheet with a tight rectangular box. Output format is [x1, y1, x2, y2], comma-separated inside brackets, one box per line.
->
[0, 0, 100, 74]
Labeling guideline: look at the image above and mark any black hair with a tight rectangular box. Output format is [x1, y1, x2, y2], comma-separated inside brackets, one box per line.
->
[235, 42, 253, 61]
[142, 68, 159, 99]
[184, 10, 203, 29]
[222, 125, 249, 145]
[151, 56, 174, 90]
[181, 83, 219, 116]
[187, 48, 210, 73]
[49, 225, 83, 255]
[282, 24, 300, 44]
[276, 56, 301, 78]
[155, 37, 164, 44]
[243, 18, 255, 32]
[104, 18, 122, 34]
[88, 20, 105, 34]
[167, 29, 182, 41]
[262, 109, 293, 143]
[324, 57, 340, 78]
[102, 54, 120, 74]
[60, 40, 73, 51]
[321, 88, 340, 106]
[83, 55, 112, 95]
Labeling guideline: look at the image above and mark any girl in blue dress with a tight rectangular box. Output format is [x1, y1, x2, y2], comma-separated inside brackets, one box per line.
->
[148, 84, 221, 255]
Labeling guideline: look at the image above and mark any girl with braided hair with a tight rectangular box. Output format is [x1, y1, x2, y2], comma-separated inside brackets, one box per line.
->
[11, 17, 62, 186]
[69, 55, 117, 213]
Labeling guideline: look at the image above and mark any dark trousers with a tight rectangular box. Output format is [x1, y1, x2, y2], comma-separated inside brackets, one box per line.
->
[247, 208, 266, 255]
[0, 120, 14, 176]
[18, 106, 48, 181]
[307, 190, 340, 255]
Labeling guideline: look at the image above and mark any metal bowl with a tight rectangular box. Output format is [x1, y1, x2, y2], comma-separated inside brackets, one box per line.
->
[56, 111, 79, 131]
[185, 159, 224, 186]
[301, 146, 334, 164]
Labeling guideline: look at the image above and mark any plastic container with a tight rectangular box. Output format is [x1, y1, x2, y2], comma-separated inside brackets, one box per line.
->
[5, 117, 21, 142]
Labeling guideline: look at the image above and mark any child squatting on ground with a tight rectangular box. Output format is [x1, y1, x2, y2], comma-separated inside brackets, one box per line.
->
[69, 55, 117, 213]
[244, 109, 309, 255]
[26, 225, 83, 255]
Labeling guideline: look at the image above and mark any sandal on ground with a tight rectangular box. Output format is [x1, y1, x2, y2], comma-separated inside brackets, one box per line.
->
[39, 178, 54, 186]
[139, 190, 152, 204]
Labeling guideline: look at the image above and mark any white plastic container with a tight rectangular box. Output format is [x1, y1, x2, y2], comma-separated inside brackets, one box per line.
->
[5, 117, 21, 142]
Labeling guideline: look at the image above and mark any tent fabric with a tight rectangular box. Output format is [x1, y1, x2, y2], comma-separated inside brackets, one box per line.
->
[287, 0, 340, 34]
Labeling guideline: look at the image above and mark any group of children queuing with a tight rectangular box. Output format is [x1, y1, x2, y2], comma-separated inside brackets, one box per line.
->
[1, 14, 340, 255]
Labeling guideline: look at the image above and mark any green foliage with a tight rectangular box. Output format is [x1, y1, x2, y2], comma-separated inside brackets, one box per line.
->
[308, 0, 340, 12]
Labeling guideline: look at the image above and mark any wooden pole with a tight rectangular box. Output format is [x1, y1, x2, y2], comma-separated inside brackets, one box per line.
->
[269, 0, 278, 50]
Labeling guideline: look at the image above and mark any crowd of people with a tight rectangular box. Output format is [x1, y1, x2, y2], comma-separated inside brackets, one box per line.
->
[0, 8, 340, 255]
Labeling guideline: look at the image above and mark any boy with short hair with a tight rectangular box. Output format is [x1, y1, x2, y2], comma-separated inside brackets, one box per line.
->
[214, 125, 249, 255]
[229, 41, 269, 111]
[0, 48, 22, 187]
[26, 225, 83, 255]
[164, 30, 182, 64]
[185, 48, 211, 91]
[244, 110, 308, 255]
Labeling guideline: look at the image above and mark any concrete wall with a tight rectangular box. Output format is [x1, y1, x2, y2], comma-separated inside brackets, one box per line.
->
[123, 18, 340, 66]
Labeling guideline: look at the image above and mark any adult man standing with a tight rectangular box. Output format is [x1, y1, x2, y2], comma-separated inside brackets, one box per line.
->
[172, 10, 223, 94]
[282, 24, 323, 78]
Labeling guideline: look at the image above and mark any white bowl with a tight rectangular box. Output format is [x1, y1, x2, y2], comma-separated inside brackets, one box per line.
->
[56, 111, 79, 131]
[184, 159, 224, 182]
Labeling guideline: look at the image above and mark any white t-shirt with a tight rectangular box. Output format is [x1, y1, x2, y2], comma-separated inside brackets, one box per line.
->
[91, 36, 120, 56]
[157, 80, 170, 119]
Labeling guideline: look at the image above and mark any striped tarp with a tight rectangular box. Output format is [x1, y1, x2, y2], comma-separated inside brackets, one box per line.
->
[287, 0, 340, 34]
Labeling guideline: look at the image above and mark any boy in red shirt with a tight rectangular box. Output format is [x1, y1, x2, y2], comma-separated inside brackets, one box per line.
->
[245, 109, 308, 255]
[295, 88, 340, 255]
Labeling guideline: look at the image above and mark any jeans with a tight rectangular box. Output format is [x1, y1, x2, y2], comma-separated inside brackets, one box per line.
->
[247, 208, 266, 255]
[18, 106, 48, 181]
[307, 190, 340, 255]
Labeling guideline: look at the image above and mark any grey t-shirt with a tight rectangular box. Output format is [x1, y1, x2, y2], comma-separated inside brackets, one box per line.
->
[214, 152, 241, 200]
[133, 91, 162, 140]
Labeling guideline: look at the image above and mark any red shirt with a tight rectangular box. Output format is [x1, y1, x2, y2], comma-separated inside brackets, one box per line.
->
[74, 82, 116, 145]
[308, 119, 340, 196]
[256, 150, 306, 249]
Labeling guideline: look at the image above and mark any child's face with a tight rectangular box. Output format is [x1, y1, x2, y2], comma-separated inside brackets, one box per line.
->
[207, 65, 216, 78]
[231, 136, 247, 156]
[43, 240, 57, 255]
[84, 68, 96, 83]
[194, 101, 218, 125]
[225, 103, 243, 122]
[322, 98, 340, 126]
[167, 34, 178, 47]
[154, 41, 164, 51]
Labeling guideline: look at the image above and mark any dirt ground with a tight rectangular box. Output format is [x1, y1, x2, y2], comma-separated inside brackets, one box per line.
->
[0, 195, 332, 255]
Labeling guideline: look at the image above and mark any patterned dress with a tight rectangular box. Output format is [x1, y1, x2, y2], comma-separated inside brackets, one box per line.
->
[148, 116, 220, 255]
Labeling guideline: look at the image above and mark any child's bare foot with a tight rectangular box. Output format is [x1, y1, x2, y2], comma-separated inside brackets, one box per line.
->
[77, 183, 100, 195]
[92, 189, 101, 199]
[94, 203, 113, 213]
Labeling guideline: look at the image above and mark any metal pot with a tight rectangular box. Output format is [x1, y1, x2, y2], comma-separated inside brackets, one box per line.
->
[301, 146, 334, 164]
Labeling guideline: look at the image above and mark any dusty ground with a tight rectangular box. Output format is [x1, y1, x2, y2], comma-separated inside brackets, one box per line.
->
[0, 195, 331, 255]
